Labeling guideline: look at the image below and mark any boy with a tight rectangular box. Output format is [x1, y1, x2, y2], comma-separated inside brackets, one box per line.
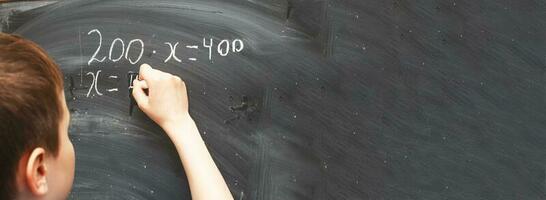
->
[0, 33, 233, 199]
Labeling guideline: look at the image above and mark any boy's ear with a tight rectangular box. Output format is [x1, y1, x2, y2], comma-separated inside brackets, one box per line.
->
[25, 147, 49, 196]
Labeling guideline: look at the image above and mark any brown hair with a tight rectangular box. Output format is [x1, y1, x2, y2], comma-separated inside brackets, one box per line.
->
[0, 33, 64, 199]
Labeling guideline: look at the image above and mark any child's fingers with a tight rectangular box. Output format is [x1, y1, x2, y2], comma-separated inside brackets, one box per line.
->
[139, 63, 162, 82]
[134, 76, 149, 89]
[138, 63, 153, 81]
[132, 79, 149, 109]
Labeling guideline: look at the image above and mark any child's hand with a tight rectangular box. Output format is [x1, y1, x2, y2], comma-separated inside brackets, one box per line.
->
[132, 63, 234, 200]
[132, 63, 192, 131]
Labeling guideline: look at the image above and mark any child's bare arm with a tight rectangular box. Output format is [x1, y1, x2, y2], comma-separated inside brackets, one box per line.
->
[132, 63, 234, 200]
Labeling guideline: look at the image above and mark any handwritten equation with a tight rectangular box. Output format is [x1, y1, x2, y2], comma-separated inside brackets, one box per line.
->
[82, 29, 245, 98]
[87, 29, 244, 65]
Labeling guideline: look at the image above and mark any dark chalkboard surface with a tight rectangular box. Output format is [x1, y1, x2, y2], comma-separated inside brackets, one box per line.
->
[1, 0, 546, 199]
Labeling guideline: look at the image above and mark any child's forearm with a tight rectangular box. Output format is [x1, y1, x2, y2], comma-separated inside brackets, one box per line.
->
[163, 118, 234, 200]
[131, 64, 233, 199]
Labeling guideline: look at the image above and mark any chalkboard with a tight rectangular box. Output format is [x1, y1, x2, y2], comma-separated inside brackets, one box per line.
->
[1, 0, 546, 199]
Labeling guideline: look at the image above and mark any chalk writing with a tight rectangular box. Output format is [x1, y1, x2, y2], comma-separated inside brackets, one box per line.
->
[83, 29, 246, 98]
[109, 38, 124, 62]
[87, 29, 244, 65]
[126, 39, 144, 64]
[88, 29, 145, 65]
[164, 42, 182, 63]
[203, 38, 244, 60]
[87, 29, 106, 65]
[86, 70, 102, 97]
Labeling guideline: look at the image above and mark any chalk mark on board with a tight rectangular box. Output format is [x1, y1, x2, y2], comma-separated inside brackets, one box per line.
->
[225, 95, 259, 124]
[69, 76, 76, 100]
[86, 70, 102, 97]
[164, 42, 182, 63]
[68, 75, 92, 100]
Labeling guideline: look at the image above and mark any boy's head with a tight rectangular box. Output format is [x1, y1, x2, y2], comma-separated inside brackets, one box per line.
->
[0, 33, 74, 199]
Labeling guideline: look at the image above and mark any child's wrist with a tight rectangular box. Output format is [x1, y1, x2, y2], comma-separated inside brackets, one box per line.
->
[161, 114, 197, 137]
